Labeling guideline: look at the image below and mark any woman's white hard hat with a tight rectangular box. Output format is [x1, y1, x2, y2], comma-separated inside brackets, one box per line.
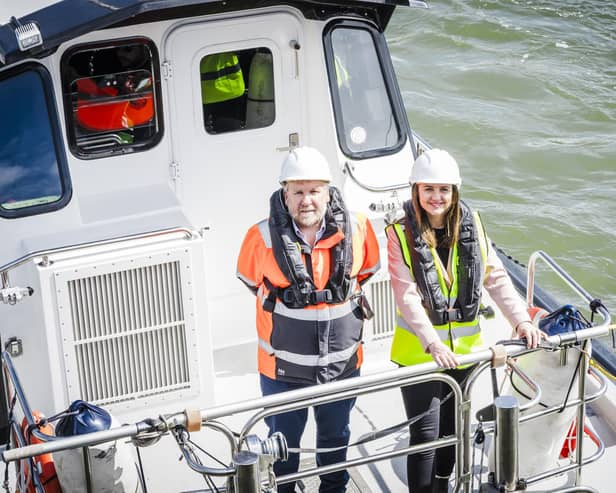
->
[279, 146, 332, 184]
[409, 148, 462, 187]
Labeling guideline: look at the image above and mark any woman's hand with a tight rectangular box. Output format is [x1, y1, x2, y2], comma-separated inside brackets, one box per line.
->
[427, 341, 459, 369]
[515, 321, 546, 348]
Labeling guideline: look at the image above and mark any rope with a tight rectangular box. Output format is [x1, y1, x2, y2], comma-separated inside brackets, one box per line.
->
[173, 427, 222, 492]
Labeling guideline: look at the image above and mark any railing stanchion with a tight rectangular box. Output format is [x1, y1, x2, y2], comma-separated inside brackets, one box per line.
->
[494, 395, 520, 492]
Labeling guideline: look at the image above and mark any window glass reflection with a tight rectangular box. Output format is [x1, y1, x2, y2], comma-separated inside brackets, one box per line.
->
[331, 28, 401, 154]
[0, 70, 63, 212]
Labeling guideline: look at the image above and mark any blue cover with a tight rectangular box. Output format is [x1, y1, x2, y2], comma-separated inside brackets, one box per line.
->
[55, 400, 112, 437]
[538, 304, 590, 336]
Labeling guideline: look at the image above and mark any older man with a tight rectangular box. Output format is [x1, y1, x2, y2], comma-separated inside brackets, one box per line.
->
[236, 146, 380, 492]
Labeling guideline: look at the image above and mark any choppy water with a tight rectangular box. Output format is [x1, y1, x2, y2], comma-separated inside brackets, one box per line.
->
[388, 0, 616, 314]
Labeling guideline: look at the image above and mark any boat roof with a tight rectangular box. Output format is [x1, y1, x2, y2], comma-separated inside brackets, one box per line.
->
[0, 0, 415, 67]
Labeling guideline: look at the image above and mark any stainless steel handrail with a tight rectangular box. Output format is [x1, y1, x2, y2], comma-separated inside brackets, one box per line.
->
[2, 326, 612, 490]
[523, 250, 611, 489]
[0, 227, 197, 288]
[3, 344, 528, 463]
[527, 251, 610, 318]
[344, 161, 409, 192]
[238, 372, 464, 489]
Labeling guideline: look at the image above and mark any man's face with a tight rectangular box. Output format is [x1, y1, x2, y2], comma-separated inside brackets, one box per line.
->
[284, 180, 330, 229]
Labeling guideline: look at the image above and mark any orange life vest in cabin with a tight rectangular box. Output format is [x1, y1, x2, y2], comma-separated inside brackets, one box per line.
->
[76, 76, 154, 131]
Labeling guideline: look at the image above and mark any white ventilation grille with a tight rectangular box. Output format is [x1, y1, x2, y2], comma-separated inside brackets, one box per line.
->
[63, 260, 193, 405]
[367, 278, 396, 339]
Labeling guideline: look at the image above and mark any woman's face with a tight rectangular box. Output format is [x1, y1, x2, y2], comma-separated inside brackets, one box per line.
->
[417, 183, 453, 224]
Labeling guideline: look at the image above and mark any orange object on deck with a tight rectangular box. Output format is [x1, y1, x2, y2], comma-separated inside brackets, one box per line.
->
[560, 419, 602, 459]
[20, 411, 62, 493]
[527, 305, 549, 325]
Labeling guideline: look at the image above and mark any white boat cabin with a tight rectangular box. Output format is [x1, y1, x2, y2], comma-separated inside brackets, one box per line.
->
[1, 2, 614, 492]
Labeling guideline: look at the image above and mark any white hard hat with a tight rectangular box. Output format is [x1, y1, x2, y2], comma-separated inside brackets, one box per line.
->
[409, 149, 462, 187]
[278, 146, 332, 184]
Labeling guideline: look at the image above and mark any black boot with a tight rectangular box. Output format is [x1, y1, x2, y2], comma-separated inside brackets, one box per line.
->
[432, 476, 449, 493]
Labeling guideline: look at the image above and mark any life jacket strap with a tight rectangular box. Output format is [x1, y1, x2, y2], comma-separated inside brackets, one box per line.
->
[309, 289, 333, 304]
[262, 277, 334, 310]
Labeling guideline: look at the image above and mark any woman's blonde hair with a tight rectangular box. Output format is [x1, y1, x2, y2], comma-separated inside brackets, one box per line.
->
[411, 184, 460, 248]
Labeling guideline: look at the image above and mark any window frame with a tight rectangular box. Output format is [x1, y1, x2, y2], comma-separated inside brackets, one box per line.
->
[60, 37, 164, 160]
[323, 19, 408, 160]
[0, 63, 72, 219]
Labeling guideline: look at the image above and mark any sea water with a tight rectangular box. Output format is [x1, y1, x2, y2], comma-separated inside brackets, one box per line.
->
[388, 0, 616, 317]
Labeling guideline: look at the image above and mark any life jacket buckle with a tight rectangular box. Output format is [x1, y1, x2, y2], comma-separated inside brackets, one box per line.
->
[282, 289, 296, 304]
[446, 308, 463, 322]
[310, 289, 333, 304]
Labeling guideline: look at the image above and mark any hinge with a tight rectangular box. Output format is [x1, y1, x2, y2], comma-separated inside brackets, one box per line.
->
[162, 61, 173, 80]
[169, 161, 180, 180]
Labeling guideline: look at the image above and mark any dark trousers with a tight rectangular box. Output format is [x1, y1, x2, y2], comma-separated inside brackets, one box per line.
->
[260, 372, 358, 493]
[400, 367, 473, 493]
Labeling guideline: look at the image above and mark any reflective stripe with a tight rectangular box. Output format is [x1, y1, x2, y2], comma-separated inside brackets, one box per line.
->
[391, 223, 413, 272]
[201, 64, 241, 81]
[259, 338, 360, 367]
[396, 313, 480, 341]
[257, 219, 271, 248]
[237, 272, 257, 288]
[473, 211, 488, 265]
[270, 298, 358, 320]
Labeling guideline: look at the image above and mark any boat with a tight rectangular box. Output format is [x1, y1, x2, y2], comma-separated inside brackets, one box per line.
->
[0, 1, 614, 492]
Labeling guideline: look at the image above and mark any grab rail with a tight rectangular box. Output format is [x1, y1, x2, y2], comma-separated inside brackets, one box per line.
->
[1, 327, 610, 491]
[523, 250, 612, 489]
[1, 250, 611, 492]
[0, 227, 198, 288]
[343, 161, 408, 192]
[527, 250, 609, 318]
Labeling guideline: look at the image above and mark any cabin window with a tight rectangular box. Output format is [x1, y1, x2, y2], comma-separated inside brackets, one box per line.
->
[0, 65, 71, 218]
[325, 23, 404, 158]
[62, 39, 162, 158]
[200, 48, 275, 134]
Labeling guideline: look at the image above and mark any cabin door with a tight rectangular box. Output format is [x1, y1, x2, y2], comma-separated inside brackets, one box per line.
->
[165, 12, 304, 349]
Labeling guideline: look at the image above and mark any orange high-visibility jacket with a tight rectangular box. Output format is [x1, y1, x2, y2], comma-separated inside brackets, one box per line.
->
[237, 211, 380, 384]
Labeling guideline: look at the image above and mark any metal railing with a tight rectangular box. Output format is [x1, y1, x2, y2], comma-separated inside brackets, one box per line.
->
[1, 251, 612, 492]
[2, 332, 609, 492]
[527, 250, 612, 487]
[0, 227, 198, 289]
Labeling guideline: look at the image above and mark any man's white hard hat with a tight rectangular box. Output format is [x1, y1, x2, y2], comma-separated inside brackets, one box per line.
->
[279, 146, 332, 184]
[409, 148, 462, 187]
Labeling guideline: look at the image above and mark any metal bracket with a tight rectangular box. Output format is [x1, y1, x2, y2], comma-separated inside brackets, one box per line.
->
[0, 286, 33, 305]
[5, 337, 23, 357]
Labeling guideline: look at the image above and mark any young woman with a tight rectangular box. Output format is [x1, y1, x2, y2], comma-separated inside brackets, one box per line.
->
[386, 148, 543, 493]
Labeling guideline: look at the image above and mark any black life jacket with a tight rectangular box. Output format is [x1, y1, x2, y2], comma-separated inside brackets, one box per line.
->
[265, 186, 353, 310]
[403, 199, 483, 325]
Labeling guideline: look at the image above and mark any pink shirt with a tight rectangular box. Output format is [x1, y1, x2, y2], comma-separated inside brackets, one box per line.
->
[387, 225, 531, 352]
